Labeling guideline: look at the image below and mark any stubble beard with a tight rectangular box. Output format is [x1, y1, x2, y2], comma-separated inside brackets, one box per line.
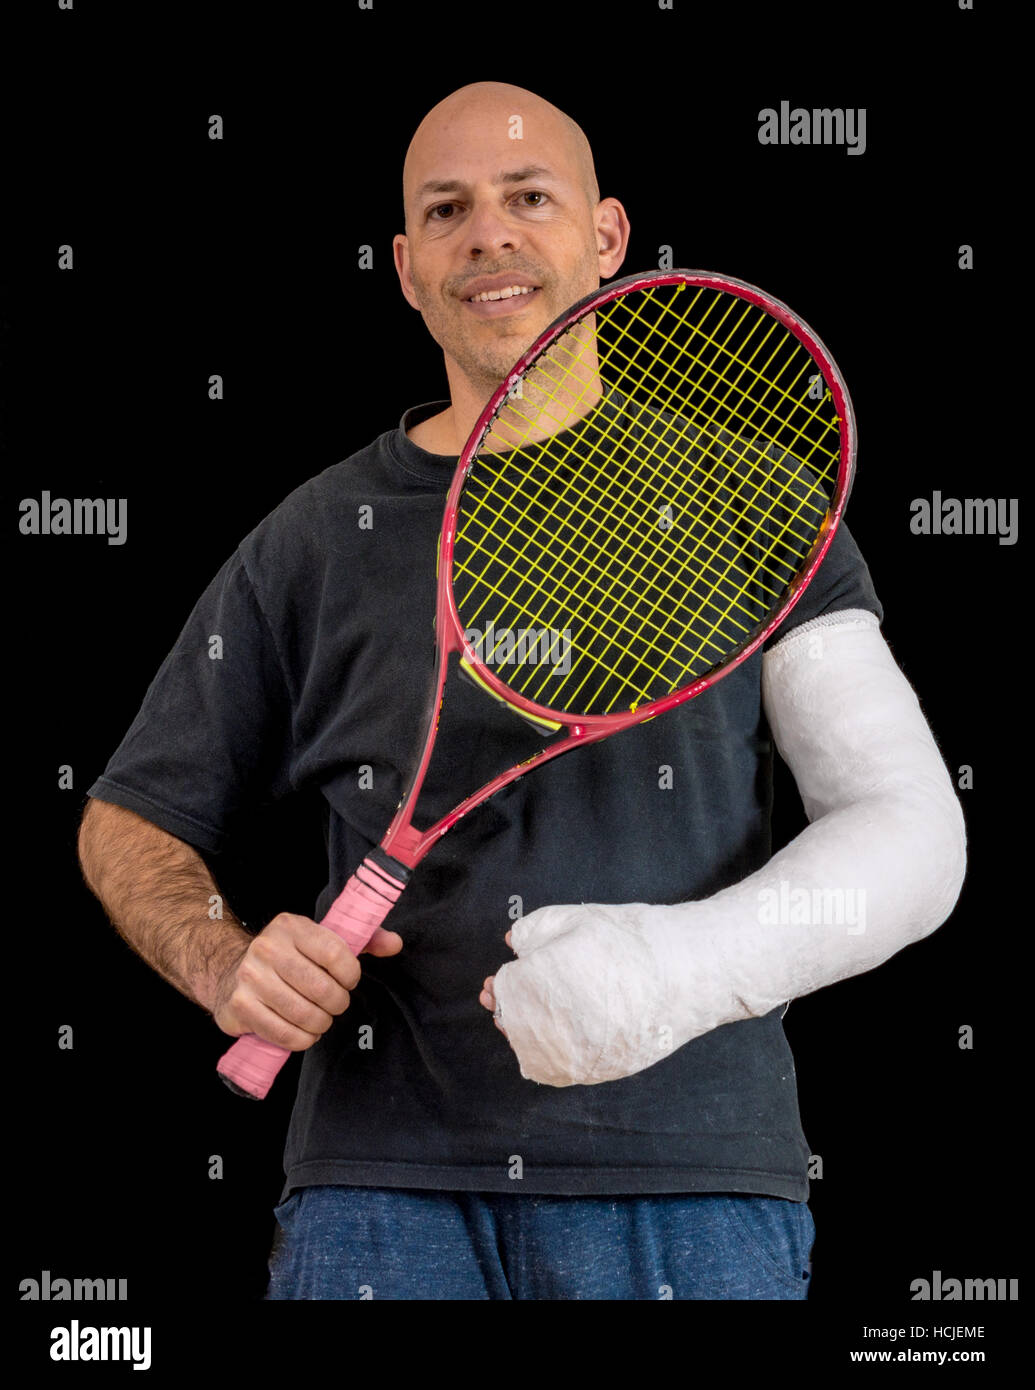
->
[411, 248, 602, 398]
[412, 274, 543, 392]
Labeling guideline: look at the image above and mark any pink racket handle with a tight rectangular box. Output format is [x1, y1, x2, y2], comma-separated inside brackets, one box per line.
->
[216, 854, 409, 1099]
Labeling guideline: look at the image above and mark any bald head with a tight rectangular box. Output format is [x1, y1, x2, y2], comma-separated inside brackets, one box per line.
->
[392, 82, 629, 439]
[402, 82, 600, 226]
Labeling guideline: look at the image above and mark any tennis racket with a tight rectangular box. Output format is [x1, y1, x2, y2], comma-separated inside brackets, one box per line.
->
[217, 267, 856, 1099]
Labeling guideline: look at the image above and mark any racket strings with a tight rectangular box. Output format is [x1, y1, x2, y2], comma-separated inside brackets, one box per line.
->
[458, 438, 823, 714]
[453, 282, 842, 716]
[469, 287, 833, 614]
[580, 291, 834, 698]
[459, 419, 778, 681]
[461, 371, 813, 661]
[602, 302, 832, 522]
[464, 291, 829, 635]
[457, 319, 831, 711]
[465, 349, 825, 651]
[593, 290, 834, 557]
[458, 427, 737, 696]
[459, 429, 820, 715]
[457, 421, 822, 713]
[614, 287, 840, 472]
[458, 343, 827, 709]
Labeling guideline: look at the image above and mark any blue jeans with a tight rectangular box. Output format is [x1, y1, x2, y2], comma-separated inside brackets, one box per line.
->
[266, 1186, 815, 1300]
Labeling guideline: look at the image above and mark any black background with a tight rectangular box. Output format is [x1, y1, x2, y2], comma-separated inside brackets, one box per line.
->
[9, 0, 1021, 1371]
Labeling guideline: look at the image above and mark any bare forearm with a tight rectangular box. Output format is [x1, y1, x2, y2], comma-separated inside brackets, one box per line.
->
[78, 799, 251, 1014]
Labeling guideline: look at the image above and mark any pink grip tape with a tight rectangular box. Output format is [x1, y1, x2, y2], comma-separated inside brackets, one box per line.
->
[216, 856, 407, 1099]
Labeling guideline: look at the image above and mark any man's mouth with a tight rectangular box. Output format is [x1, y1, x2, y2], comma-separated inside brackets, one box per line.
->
[466, 284, 539, 303]
[460, 279, 543, 320]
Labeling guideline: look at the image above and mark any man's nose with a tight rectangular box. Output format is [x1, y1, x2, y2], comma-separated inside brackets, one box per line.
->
[462, 200, 520, 258]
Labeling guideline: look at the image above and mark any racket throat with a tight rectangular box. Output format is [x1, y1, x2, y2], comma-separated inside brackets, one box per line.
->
[366, 842, 416, 882]
[377, 823, 424, 871]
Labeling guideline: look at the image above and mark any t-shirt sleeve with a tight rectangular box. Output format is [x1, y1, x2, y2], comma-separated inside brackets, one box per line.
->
[762, 517, 882, 650]
[87, 549, 294, 854]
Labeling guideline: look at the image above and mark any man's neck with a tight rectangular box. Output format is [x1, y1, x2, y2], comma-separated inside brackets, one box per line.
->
[407, 361, 508, 456]
[406, 349, 604, 456]
[406, 406, 463, 456]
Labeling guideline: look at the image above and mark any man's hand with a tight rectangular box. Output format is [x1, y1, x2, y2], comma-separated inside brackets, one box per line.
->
[479, 930, 513, 1040]
[78, 800, 408, 1048]
[479, 904, 686, 1087]
[213, 913, 403, 1051]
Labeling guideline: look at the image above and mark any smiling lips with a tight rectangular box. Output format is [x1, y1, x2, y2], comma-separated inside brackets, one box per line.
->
[467, 284, 538, 303]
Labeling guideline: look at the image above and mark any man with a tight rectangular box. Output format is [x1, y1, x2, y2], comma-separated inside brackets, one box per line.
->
[78, 82, 966, 1300]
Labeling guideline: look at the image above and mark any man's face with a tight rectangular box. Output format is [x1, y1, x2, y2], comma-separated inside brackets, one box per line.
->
[395, 98, 622, 395]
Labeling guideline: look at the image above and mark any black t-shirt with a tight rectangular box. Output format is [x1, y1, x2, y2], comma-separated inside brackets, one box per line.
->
[89, 402, 882, 1201]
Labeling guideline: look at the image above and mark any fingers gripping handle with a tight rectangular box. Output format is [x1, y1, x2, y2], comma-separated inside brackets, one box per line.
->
[215, 856, 408, 1100]
[320, 855, 408, 953]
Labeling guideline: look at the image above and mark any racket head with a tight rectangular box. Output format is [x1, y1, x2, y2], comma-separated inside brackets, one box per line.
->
[438, 269, 856, 731]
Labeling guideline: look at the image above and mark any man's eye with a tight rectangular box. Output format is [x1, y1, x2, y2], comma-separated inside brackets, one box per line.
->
[518, 191, 547, 207]
[428, 203, 459, 220]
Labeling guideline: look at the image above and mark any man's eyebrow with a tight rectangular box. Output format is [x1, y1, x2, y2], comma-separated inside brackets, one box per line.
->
[496, 165, 557, 184]
[415, 165, 559, 198]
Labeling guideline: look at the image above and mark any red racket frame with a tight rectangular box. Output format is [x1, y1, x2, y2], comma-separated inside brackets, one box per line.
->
[217, 268, 855, 1098]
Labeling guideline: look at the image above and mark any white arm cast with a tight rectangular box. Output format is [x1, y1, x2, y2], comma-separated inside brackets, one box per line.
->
[491, 610, 967, 1087]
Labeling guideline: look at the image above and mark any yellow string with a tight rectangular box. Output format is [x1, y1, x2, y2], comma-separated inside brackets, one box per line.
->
[453, 282, 841, 713]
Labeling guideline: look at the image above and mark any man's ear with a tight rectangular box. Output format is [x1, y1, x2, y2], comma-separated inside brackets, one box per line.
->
[393, 234, 421, 311]
[594, 197, 631, 281]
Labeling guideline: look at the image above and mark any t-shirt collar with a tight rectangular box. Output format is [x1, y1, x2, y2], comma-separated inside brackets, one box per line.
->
[387, 401, 459, 485]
